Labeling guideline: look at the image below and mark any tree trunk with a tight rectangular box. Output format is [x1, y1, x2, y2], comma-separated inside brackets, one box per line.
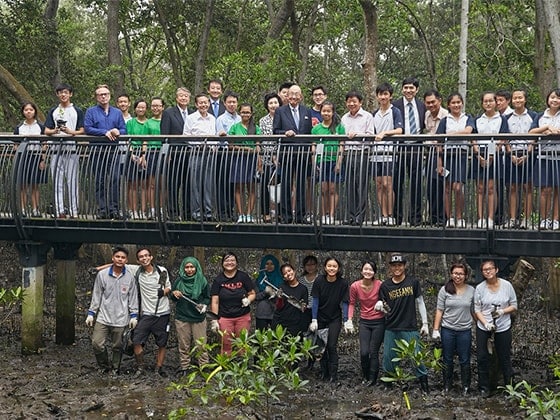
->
[298, 0, 321, 83]
[107, 0, 124, 93]
[458, 0, 469, 104]
[153, 0, 183, 87]
[548, 259, 560, 309]
[541, 0, 560, 85]
[359, 0, 378, 110]
[510, 259, 535, 301]
[43, 0, 61, 89]
[194, 0, 216, 93]
[0, 64, 44, 121]
[267, 0, 295, 40]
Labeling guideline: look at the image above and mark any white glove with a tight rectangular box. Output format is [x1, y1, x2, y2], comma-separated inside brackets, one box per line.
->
[420, 323, 429, 336]
[343, 320, 354, 334]
[264, 285, 275, 297]
[85, 314, 94, 327]
[129, 317, 138, 329]
[432, 329, 441, 340]
[374, 301, 384, 311]
[491, 309, 504, 319]
[241, 297, 251, 307]
[196, 304, 207, 314]
[485, 323, 496, 332]
[309, 319, 318, 332]
[210, 319, 220, 333]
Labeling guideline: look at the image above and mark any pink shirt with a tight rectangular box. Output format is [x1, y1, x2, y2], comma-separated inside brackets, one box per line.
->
[348, 279, 384, 321]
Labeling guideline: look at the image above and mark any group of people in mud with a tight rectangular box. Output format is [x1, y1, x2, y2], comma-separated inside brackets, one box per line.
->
[86, 247, 517, 397]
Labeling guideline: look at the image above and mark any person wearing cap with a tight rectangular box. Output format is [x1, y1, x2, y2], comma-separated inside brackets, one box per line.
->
[378, 252, 430, 392]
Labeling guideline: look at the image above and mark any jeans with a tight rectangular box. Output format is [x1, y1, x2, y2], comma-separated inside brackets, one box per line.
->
[441, 326, 471, 368]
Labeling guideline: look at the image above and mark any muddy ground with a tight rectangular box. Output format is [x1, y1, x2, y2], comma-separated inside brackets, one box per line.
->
[0, 243, 558, 419]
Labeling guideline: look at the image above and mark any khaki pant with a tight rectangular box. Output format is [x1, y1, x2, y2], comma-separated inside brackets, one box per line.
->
[92, 322, 124, 355]
[175, 319, 208, 369]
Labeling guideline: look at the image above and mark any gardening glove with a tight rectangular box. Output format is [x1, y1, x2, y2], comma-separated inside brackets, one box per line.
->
[309, 319, 318, 332]
[491, 309, 504, 319]
[129, 317, 138, 329]
[432, 329, 441, 340]
[420, 323, 429, 336]
[241, 297, 251, 307]
[196, 304, 207, 314]
[264, 285, 276, 297]
[275, 288, 284, 298]
[343, 320, 354, 334]
[85, 314, 94, 327]
[485, 323, 496, 332]
[210, 320, 220, 333]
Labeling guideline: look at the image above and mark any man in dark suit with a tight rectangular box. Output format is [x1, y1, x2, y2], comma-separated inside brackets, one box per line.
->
[392, 77, 427, 226]
[207, 79, 226, 118]
[161, 87, 191, 220]
[273, 84, 313, 223]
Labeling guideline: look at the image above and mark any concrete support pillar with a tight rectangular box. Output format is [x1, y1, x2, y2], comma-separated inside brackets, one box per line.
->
[17, 242, 50, 355]
[53, 244, 82, 345]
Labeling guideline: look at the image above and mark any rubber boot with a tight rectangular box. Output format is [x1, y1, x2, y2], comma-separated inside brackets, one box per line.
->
[320, 357, 330, 381]
[443, 363, 453, 393]
[329, 362, 339, 384]
[419, 375, 429, 394]
[134, 352, 145, 377]
[460, 364, 471, 396]
[111, 351, 122, 374]
[368, 369, 378, 387]
[360, 355, 371, 383]
[95, 350, 110, 372]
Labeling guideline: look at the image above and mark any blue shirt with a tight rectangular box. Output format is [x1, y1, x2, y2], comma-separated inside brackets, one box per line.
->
[84, 104, 127, 142]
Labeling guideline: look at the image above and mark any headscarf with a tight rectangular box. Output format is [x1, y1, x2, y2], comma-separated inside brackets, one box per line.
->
[256, 254, 283, 292]
[175, 256, 207, 300]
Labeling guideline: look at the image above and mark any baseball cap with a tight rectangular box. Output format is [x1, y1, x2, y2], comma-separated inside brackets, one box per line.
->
[389, 253, 407, 264]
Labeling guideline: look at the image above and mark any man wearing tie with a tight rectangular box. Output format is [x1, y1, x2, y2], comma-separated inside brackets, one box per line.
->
[273, 85, 313, 223]
[161, 87, 191, 220]
[392, 77, 426, 226]
[207, 79, 225, 118]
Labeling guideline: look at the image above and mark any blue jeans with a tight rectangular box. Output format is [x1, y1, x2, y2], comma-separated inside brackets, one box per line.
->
[441, 326, 471, 368]
[383, 329, 427, 377]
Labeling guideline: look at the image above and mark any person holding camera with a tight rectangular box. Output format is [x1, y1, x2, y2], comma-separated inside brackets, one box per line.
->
[44, 83, 84, 219]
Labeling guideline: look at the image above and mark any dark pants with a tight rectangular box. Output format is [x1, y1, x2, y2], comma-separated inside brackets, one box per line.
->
[425, 147, 445, 224]
[345, 150, 369, 224]
[166, 151, 189, 220]
[216, 150, 234, 221]
[278, 146, 309, 223]
[319, 317, 342, 379]
[476, 326, 513, 391]
[92, 148, 121, 216]
[358, 318, 385, 381]
[394, 147, 423, 225]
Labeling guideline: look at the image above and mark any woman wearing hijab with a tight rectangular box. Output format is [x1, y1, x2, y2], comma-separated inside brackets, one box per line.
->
[171, 256, 210, 375]
[254, 254, 283, 330]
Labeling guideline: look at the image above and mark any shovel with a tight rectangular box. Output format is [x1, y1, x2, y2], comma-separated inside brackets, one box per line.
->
[181, 295, 219, 320]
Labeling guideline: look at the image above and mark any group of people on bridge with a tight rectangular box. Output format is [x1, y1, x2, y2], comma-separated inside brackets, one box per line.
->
[11, 79, 560, 229]
[86, 247, 517, 398]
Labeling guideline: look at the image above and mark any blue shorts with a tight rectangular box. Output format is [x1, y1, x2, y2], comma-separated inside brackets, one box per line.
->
[317, 161, 343, 183]
[504, 153, 534, 185]
[373, 161, 394, 177]
[443, 151, 467, 184]
[534, 158, 560, 187]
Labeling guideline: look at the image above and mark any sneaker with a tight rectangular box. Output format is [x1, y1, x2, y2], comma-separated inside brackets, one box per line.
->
[553, 220, 560, 230]
[456, 219, 466, 228]
[519, 218, 529, 229]
[321, 215, 328, 224]
[236, 214, 246, 223]
[476, 219, 485, 229]
[372, 217, 384, 226]
[386, 217, 396, 226]
[31, 209, 42, 217]
[245, 214, 254, 223]
[445, 218, 455, 228]
[487, 219, 494, 229]
[540, 219, 551, 230]
[304, 214, 313, 224]
[507, 218, 517, 229]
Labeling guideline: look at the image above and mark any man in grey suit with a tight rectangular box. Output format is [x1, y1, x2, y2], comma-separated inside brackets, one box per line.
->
[392, 77, 427, 226]
[273, 85, 313, 223]
[161, 87, 191, 220]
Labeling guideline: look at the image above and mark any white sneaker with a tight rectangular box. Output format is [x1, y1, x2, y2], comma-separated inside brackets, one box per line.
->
[446, 218, 455, 228]
[321, 215, 328, 224]
[519, 218, 529, 229]
[487, 219, 494, 229]
[245, 214, 254, 223]
[456, 219, 466, 228]
[553, 220, 560, 230]
[372, 217, 384, 226]
[477, 219, 485, 229]
[386, 217, 396, 226]
[237, 215, 245, 223]
[540, 219, 550, 230]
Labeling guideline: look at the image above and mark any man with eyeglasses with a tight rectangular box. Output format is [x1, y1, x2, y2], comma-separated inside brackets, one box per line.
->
[84, 84, 127, 220]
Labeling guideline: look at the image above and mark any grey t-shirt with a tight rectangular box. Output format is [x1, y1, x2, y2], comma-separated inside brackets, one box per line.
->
[437, 285, 475, 331]
[474, 278, 518, 332]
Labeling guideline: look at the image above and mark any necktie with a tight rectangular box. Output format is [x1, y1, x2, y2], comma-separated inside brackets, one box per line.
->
[408, 102, 417, 134]
[182, 110, 187, 122]
[213, 102, 219, 116]
[292, 107, 300, 128]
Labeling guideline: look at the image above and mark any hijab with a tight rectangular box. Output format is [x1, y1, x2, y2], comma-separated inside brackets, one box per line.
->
[175, 256, 207, 300]
[256, 254, 283, 292]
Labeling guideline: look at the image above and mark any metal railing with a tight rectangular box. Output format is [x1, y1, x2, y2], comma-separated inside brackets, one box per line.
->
[2, 133, 559, 232]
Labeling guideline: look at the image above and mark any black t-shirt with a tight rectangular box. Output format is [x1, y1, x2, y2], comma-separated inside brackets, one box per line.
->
[379, 275, 421, 331]
[210, 271, 254, 318]
[311, 275, 349, 324]
[272, 282, 309, 335]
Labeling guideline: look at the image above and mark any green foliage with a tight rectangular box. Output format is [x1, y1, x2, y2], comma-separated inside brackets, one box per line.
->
[504, 355, 560, 419]
[0, 286, 24, 326]
[168, 324, 312, 419]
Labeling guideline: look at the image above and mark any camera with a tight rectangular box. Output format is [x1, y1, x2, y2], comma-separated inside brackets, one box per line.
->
[56, 119, 67, 128]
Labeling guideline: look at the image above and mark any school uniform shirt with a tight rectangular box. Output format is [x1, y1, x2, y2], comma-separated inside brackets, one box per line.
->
[530, 109, 560, 155]
[371, 105, 403, 162]
[311, 275, 349, 324]
[507, 109, 537, 151]
[379, 275, 422, 331]
[436, 113, 476, 150]
[210, 271, 254, 319]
